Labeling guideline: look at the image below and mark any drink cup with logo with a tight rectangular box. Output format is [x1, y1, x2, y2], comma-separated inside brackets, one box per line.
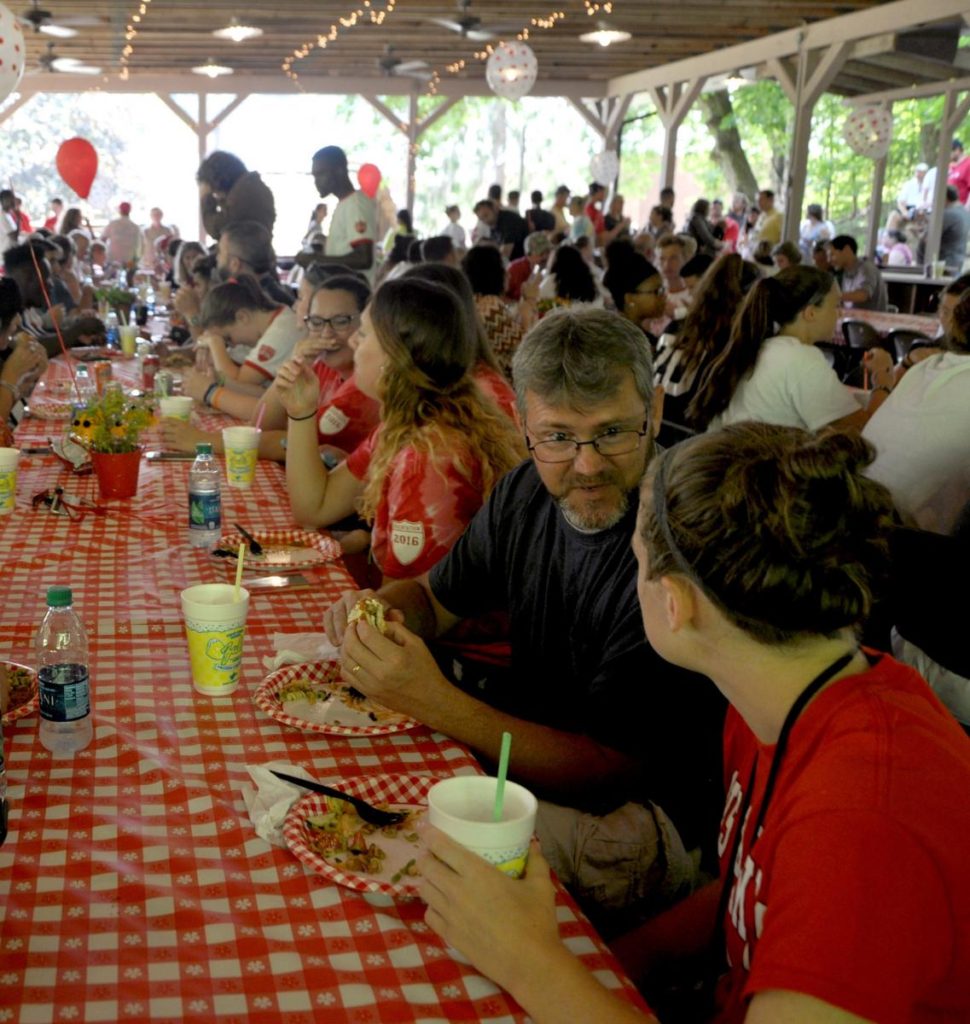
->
[180, 583, 249, 696]
[0, 448, 19, 515]
[427, 776, 537, 878]
[222, 426, 260, 489]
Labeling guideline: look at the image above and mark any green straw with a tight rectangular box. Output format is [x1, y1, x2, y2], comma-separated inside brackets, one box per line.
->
[493, 731, 512, 822]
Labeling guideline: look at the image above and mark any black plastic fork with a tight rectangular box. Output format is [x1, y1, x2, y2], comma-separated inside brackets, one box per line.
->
[234, 523, 264, 556]
[270, 770, 408, 827]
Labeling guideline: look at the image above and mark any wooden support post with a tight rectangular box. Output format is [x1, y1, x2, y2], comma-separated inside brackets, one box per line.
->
[155, 92, 249, 240]
[406, 93, 419, 216]
[648, 78, 706, 190]
[363, 92, 462, 215]
[784, 40, 850, 243]
[924, 89, 962, 270]
[867, 146, 888, 259]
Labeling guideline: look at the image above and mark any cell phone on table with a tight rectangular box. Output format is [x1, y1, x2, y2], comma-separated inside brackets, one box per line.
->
[145, 450, 196, 461]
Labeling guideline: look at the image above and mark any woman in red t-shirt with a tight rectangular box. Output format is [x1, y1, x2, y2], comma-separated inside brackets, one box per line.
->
[417, 424, 970, 1024]
[276, 277, 525, 580]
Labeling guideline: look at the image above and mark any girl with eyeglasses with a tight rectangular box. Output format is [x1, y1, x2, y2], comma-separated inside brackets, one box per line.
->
[162, 275, 378, 463]
[275, 277, 525, 581]
[418, 424, 970, 1024]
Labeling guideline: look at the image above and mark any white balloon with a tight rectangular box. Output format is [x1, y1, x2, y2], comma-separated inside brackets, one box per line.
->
[590, 150, 619, 183]
[0, 4, 24, 105]
[486, 42, 537, 101]
[844, 105, 893, 160]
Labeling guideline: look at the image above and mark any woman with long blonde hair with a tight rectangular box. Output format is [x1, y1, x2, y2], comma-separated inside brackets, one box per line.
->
[275, 277, 525, 579]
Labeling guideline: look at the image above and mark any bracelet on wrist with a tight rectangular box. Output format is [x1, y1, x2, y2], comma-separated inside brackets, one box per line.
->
[210, 386, 224, 412]
[203, 382, 219, 407]
[872, 385, 892, 395]
[288, 410, 317, 421]
[0, 379, 18, 402]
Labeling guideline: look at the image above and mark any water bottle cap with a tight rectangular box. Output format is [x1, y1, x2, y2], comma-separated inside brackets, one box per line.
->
[196, 443, 213, 455]
[46, 586, 72, 607]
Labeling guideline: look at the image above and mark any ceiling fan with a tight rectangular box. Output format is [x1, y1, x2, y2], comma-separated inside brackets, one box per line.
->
[378, 47, 432, 81]
[28, 41, 102, 76]
[428, 0, 522, 42]
[20, 0, 103, 39]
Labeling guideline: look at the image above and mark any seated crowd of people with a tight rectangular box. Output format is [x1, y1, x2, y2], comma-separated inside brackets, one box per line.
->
[1, 144, 968, 1023]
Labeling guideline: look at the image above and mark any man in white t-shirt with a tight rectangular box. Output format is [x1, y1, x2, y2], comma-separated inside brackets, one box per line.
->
[309, 146, 376, 282]
[101, 202, 143, 267]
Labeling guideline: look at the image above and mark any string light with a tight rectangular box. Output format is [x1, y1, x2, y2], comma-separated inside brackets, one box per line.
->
[583, 1, 613, 14]
[283, 0, 397, 88]
[429, 8, 566, 96]
[119, 0, 151, 80]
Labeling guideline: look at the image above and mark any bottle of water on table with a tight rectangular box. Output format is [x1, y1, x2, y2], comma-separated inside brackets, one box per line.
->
[105, 310, 120, 349]
[37, 586, 92, 757]
[188, 442, 221, 550]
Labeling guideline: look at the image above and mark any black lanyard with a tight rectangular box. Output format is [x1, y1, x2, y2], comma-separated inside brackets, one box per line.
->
[715, 650, 857, 958]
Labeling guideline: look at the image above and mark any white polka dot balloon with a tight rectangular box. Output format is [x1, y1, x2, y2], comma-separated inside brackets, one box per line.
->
[0, 3, 24, 105]
[844, 104, 893, 160]
[486, 42, 538, 101]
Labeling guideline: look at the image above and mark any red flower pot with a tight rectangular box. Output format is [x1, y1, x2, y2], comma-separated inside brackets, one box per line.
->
[90, 448, 141, 500]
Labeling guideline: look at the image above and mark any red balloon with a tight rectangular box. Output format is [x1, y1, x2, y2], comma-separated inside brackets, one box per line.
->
[357, 163, 382, 199]
[56, 138, 98, 200]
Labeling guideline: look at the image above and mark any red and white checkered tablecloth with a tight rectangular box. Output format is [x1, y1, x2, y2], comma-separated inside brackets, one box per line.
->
[0, 361, 647, 1023]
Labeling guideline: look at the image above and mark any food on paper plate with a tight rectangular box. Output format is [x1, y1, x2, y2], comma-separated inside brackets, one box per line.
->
[305, 796, 420, 875]
[347, 597, 388, 634]
[278, 679, 329, 705]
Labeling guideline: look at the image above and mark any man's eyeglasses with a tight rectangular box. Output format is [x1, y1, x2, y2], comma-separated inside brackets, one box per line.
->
[526, 422, 650, 463]
[303, 313, 359, 331]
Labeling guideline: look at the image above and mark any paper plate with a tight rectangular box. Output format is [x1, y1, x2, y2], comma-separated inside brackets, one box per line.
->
[219, 528, 341, 568]
[2, 662, 38, 724]
[283, 774, 435, 896]
[254, 660, 419, 736]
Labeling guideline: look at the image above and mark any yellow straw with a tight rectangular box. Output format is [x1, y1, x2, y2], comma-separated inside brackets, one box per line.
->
[234, 541, 245, 600]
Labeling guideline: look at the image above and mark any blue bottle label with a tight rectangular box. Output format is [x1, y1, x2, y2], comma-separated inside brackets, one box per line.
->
[39, 665, 90, 722]
[189, 491, 221, 531]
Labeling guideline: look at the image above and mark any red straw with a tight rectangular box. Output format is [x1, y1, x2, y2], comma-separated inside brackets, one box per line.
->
[253, 400, 266, 431]
[27, 240, 78, 392]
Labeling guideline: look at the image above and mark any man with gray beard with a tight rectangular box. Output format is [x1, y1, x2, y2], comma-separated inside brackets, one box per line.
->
[323, 308, 725, 933]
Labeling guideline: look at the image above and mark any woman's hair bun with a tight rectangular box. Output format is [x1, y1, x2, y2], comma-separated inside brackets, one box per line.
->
[644, 423, 897, 645]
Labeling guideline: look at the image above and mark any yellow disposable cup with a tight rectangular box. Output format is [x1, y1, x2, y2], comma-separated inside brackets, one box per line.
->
[222, 426, 260, 489]
[0, 447, 20, 515]
[180, 583, 250, 696]
[119, 324, 138, 357]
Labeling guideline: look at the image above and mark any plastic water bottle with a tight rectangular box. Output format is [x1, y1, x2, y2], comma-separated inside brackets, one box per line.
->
[37, 586, 93, 757]
[74, 363, 96, 402]
[188, 442, 221, 550]
[105, 310, 120, 349]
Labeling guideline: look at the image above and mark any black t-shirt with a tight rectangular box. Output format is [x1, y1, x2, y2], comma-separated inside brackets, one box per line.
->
[494, 209, 529, 260]
[429, 460, 725, 847]
[527, 207, 556, 233]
